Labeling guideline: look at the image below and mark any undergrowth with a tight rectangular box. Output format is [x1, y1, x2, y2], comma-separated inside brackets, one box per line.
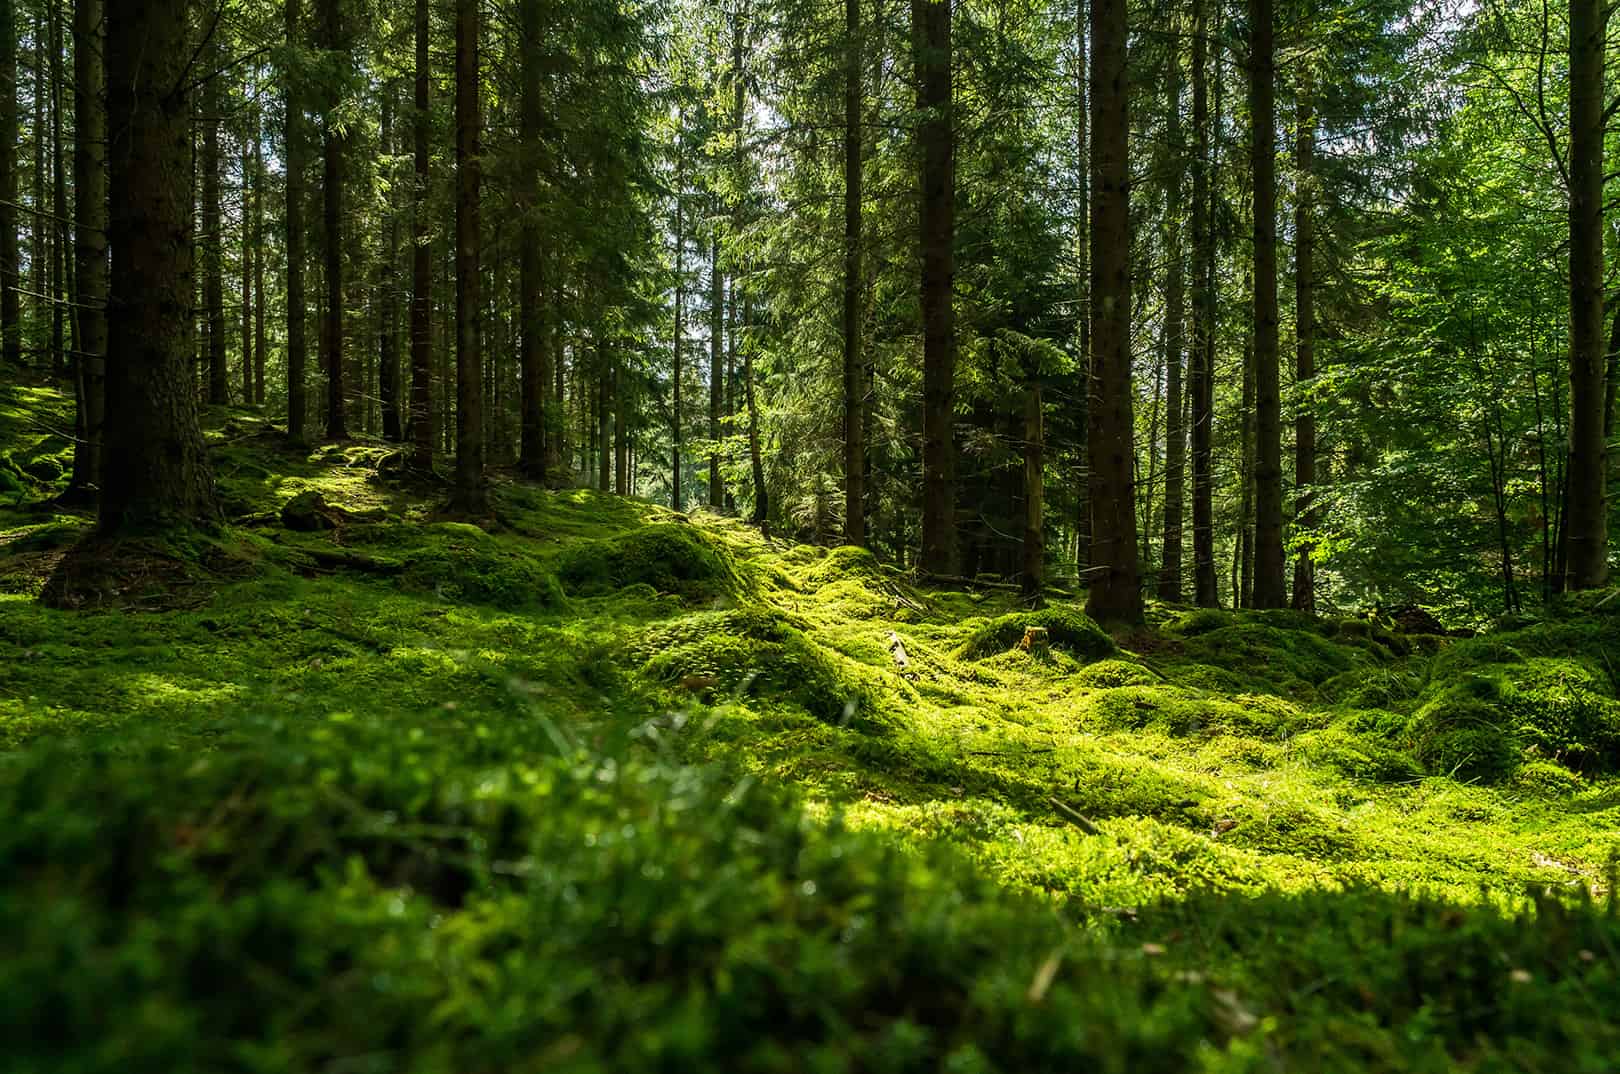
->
[6, 386, 1620, 1069]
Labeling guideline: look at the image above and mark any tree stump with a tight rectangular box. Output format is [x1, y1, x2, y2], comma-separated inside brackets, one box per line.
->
[1019, 626, 1050, 655]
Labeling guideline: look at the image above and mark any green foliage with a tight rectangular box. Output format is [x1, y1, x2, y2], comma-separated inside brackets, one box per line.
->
[956, 608, 1115, 662]
[555, 523, 743, 603]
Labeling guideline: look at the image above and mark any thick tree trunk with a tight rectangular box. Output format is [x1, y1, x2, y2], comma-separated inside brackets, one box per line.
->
[1190, 0, 1217, 607]
[708, 238, 724, 509]
[1567, 0, 1608, 588]
[913, 0, 956, 574]
[1249, 0, 1285, 607]
[451, 0, 486, 512]
[1086, 0, 1142, 623]
[48, 3, 64, 374]
[203, 61, 228, 405]
[1073, 0, 1089, 576]
[379, 87, 402, 441]
[285, 0, 310, 442]
[101, 0, 220, 531]
[843, 0, 866, 546]
[322, 0, 348, 439]
[1159, 36, 1186, 603]
[0, 0, 16, 368]
[409, 0, 432, 468]
[67, 0, 106, 499]
[518, 0, 546, 480]
[1291, 82, 1317, 613]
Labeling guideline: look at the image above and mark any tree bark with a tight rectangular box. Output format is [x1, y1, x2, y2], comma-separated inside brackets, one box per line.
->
[67, 0, 106, 499]
[241, 131, 254, 405]
[203, 57, 228, 405]
[843, 0, 866, 546]
[1086, 0, 1142, 623]
[518, 0, 547, 480]
[1567, 0, 1608, 588]
[101, 0, 220, 532]
[1022, 379, 1045, 598]
[253, 115, 267, 404]
[1291, 79, 1317, 613]
[285, 0, 310, 442]
[0, 0, 16, 368]
[913, 0, 956, 574]
[1190, 0, 1217, 607]
[48, 2, 64, 374]
[744, 295, 767, 529]
[322, 0, 348, 439]
[1159, 33, 1186, 603]
[451, 0, 486, 511]
[1249, 0, 1285, 607]
[672, 117, 686, 512]
[409, 0, 432, 468]
[709, 236, 724, 509]
[379, 86, 402, 441]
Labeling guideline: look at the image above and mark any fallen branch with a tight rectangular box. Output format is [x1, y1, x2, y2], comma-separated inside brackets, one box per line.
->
[1048, 796, 1102, 836]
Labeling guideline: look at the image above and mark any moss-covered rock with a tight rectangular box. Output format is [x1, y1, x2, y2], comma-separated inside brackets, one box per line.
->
[1073, 659, 1160, 689]
[956, 607, 1114, 662]
[636, 609, 869, 724]
[390, 525, 564, 611]
[555, 523, 742, 603]
[1404, 692, 1519, 783]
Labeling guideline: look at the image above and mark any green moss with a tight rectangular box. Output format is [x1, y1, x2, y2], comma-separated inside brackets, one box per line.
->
[1405, 693, 1520, 782]
[1074, 658, 1161, 689]
[1165, 607, 1234, 637]
[391, 526, 564, 612]
[555, 523, 743, 603]
[1293, 725, 1424, 783]
[956, 607, 1114, 662]
[1509, 760, 1584, 796]
[1173, 621, 1355, 695]
[636, 609, 870, 724]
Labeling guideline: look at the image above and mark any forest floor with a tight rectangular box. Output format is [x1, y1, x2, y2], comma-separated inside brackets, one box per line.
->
[6, 382, 1620, 1071]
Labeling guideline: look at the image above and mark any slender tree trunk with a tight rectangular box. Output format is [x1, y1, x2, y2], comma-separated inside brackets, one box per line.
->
[1249, 0, 1285, 607]
[843, 0, 866, 546]
[285, 0, 309, 441]
[100, 0, 220, 532]
[451, 0, 486, 511]
[253, 115, 266, 404]
[744, 295, 767, 530]
[1086, 0, 1142, 623]
[409, 0, 432, 468]
[0, 0, 16, 368]
[1074, 0, 1089, 576]
[67, 0, 106, 499]
[1190, 0, 1217, 606]
[322, 0, 347, 439]
[1291, 80, 1317, 613]
[1023, 378, 1045, 598]
[1159, 34, 1186, 602]
[672, 121, 685, 512]
[379, 86, 402, 441]
[203, 60, 228, 405]
[913, 0, 956, 574]
[48, 3, 64, 374]
[1239, 304, 1255, 608]
[241, 133, 254, 405]
[518, 0, 546, 479]
[29, 8, 41, 354]
[708, 236, 724, 509]
[1567, 0, 1608, 588]
[615, 358, 628, 495]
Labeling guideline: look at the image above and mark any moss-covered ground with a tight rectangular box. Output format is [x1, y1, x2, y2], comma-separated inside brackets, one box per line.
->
[7, 385, 1620, 1070]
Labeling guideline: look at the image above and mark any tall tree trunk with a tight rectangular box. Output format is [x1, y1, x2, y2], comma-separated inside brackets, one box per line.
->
[1239, 302, 1255, 608]
[285, 0, 310, 441]
[709, 237, 724, 509]
[67, 0, 106, 499]
[48, 2, 64, 374]
[322, 0, 348, 439]
[1291, 79, 1317, 613]
[615, 358, 628, 495]
[913, 0, 956, 574]
[1567, 0, 1608, 588]
[672, 120, 685, 512]
[1022, 378, 1045, 598]
[1249, 0, 1285, 607]
[518, 0, 546, 479]
[409, 0, 432, 468]
[1074, 0, 1089, 576]
[1190, 0, 1217, 606]
[451, 0, 486, 511]
[100, 0, 219, 532]
[843, 0, 866, 546]
[596, 341, 610, 491]
[253, 113, 267, 404]
[1159, 33, 1186, 603]
[0, 0, 16, 368]
[1086, 0, 1141, 623]
[379, 86, 402, 441]
[203, 59, 228, 405]
[241, 132, 254, 404]
[744, 295, 767, 530]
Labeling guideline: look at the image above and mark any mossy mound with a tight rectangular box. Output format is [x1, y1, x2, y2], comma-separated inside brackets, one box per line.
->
[555, 523, 742, 603]
[378, 523, 565, 612]
[636, 609, 870, 724]
[1174, 622, 1355, 696]
[956, 607, 1114, 662]
[1502, 680, 1620, 773]
[1293, 725, 1424, 784]
[1073, 659, 1161, 689]
[1404, 691, 1519, 782]
[801, 544, 886, 588]
[1164, 607, 1234, 637]
[1083, 686, 1309, 740]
